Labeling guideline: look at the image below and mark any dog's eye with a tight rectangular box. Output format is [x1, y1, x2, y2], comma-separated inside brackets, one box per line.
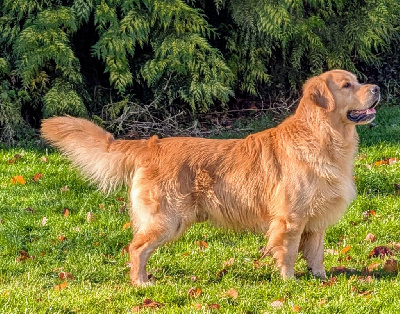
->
[342, 82, 351, 88]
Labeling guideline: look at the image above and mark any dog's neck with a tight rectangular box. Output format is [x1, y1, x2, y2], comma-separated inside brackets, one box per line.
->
[294, 100, 358, 144]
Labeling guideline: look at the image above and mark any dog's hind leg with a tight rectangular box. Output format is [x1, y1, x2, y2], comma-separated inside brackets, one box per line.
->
[299, 230, 326, 279]
[128, 169, 188, 286]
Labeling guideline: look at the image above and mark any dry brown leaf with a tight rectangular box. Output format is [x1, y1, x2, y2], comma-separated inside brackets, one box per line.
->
[24, 207, 35, 214]
[194, 303, 202, 310]
[195, 240, 208, 249]
[208, 304, 220, 310]
[16, 250, 34, 262]
[190, 275, 197, 282]
[367, 262, 381, 272]
[225, 288, 238, 299]
[292, 305, 301, 312]
[57, 235, 67, 242]
[32, 173, 42, 182]
[358, 275, 373, 283]
[54, 281, 67, 291]
[388, 157, 399, 165]
[62, 208, 70, 218]
[41, 217, 48, 226]
[60, 185, 70, 192]
[133, 298, 163, 312]
[319, 299, 327, 306]
[340, 246, 351, 254]
[363, 210, 376, 219]
[223, 258, 235, 267]
[86, 212, 96, 222]
[383, 258, 400, 273]
[59, 271, 74, 280]
[321, 277, 337, 287]
[187, 287, 202, 298]
[365, 233, 376, 242]
[216, 268, 228, 278]
[123, 222, 132, 229]
[11, 175, 26, 185]
[8, 154, 22, 164]
[325, 248, 338, 255]
[369, 246, 393, 258]
[270, 299, 284, 308]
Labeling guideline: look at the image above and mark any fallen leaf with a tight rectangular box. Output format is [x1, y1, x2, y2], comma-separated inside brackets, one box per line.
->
[62, 208, 70, 218]
[24, 207, 35, 214]
[383, 258, 400, 273]
[194, 303, 202, 310]
[363, 210, 376, 219]
[16, 250, 34, 262]
[59, 272, 74, 280]
[32, 173, 42, 182]
[57, 235, 67, 242]
[225, 288, 238, 299]
[54, 281, 67, 291]
[271, 299, 284, 308]
[133, 298, 163, 312]
[330, 265, 356, 275]
[123, 222, 132, 229]
[374, 159, 388, 166]
[41, 156, 48, 162]
[187, 287, 202, 298]
[223, 258, 235, 267]
[216, 268, 228, 278]
[116, 196, 126, 202]
[8, 154, 22, 164]
[319, 299, 327, 305]
[60, 185, 69, 192]
[190, 275, 197, 282]
[369, 246, 393, 258]
[321, 277, 338, 287]
[365, 233, 376, 242]
[340, 246, 351, 254]
[208, 303, 220, 310]
[358, 275, 373, 283]
[0, 219, 4, 224]
[325, 249, 339, 255]
[11, 175, 26, 185]
[292, 305, 301, 312]
[195, 240, 208, 249]
[86, 212, 96, 222]
[41, 217, 48, 226]
[388, 157, 399, 165]
[366, 262, 381, 272]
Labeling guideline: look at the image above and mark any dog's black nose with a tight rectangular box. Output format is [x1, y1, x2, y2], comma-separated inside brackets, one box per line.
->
[371, 85, 380, 94]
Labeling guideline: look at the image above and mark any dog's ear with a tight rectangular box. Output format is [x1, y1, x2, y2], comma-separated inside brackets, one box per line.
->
[303, 77, 335, 112]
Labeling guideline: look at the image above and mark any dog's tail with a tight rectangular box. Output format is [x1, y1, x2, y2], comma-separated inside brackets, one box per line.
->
[41, 116, 135, 192]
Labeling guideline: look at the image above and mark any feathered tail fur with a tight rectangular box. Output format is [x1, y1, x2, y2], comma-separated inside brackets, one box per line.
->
[41, 116, 133, 192]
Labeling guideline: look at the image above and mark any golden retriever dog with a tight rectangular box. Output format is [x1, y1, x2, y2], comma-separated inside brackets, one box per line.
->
[41, 70, 380, 286]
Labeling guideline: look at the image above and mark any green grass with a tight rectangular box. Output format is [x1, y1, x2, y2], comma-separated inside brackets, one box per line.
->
[1, 104, 400, 313]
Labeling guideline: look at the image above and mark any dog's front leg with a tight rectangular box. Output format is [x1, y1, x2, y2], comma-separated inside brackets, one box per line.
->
[266, 217, 305, 279]
[299, 229, 326, 279]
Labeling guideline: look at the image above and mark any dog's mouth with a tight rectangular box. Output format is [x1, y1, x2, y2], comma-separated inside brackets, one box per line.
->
[347, 97, 380, 124]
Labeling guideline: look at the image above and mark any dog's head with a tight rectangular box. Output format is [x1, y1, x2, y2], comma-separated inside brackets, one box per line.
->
[301, 69, 380, 125]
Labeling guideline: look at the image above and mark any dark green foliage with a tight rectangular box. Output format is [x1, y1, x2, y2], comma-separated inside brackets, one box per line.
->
[0, 0, 399, 143]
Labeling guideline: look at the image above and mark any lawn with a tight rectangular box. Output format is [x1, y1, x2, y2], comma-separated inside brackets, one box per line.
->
[1, 104, 400, 313]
